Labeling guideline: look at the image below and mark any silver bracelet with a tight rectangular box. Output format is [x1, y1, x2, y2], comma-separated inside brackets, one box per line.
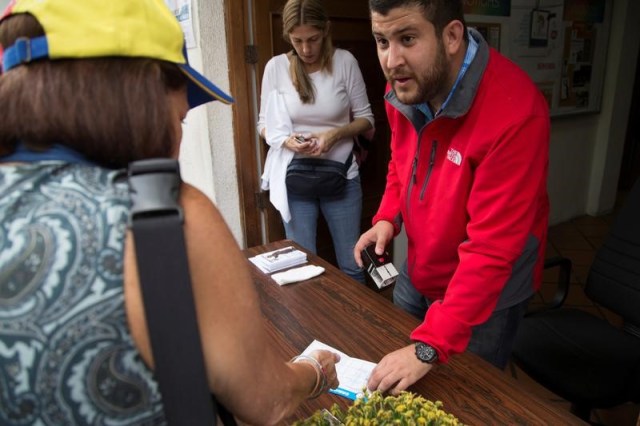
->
[290, 354, 327, 399]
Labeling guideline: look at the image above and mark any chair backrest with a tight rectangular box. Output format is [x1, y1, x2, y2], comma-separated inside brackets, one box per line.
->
[586, 178, 640, 328]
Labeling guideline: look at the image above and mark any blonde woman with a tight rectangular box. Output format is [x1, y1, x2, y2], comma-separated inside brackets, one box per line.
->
[257, 0, 375, 284]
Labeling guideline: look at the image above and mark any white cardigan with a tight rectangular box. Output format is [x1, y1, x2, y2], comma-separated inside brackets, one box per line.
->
[260, 90, 294, 222]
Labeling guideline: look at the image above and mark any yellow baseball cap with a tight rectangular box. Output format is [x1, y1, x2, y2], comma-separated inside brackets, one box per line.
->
[0, 0, 234, 108]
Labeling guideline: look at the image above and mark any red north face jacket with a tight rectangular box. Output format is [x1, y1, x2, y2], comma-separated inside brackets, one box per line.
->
[373, 34, 550, 362]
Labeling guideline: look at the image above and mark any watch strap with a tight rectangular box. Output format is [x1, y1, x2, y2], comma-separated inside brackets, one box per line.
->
[415, 341, 439, 364]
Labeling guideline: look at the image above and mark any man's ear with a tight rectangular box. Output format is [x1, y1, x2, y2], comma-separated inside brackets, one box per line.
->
[441, 20, 465, 56]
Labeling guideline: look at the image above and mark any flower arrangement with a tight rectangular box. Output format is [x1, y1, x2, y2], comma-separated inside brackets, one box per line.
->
[293, 391, 463, 425]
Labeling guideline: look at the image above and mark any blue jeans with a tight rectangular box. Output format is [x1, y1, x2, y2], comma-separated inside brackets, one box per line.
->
[393, 260, 529, 369]
[284, 176, 365, 283]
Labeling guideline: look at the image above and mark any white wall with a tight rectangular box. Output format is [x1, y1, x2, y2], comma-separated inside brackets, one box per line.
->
[179, 0, 244, 244]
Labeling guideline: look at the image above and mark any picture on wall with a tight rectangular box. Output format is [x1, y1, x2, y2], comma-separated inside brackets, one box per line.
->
[559, 23, 597, 109]
[530, 8, 551, 47]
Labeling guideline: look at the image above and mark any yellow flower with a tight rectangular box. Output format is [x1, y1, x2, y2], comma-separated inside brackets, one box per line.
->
[293, 391, 463, 426]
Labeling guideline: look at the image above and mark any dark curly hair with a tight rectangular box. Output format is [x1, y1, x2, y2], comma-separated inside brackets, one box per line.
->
[369, 0, 468, 42]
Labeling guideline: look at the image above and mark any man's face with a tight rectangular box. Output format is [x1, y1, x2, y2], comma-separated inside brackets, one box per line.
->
[371, 4, 450, 106]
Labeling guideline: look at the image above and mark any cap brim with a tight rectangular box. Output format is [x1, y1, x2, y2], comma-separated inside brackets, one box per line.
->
[179, 63, 234, 108]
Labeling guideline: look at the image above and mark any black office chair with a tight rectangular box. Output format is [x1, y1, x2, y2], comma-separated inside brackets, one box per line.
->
[512, 178, 640, 423]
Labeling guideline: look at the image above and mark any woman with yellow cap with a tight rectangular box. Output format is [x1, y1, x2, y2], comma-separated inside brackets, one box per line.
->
[0, 0, 339, 424]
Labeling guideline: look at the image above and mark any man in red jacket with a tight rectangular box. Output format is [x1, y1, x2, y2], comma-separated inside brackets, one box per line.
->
[355, 0, 550, 394]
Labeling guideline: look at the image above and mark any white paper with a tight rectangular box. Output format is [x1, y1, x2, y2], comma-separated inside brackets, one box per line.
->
[271, 265, 324, 285]
[301, 340, 376, 401]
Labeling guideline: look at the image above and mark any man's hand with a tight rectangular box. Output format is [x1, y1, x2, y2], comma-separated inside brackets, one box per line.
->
[354, 221, 395, 267]
[367, 344, 433, 395]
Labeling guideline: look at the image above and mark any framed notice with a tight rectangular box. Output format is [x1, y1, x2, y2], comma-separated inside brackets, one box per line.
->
[529, 9, 551, 47]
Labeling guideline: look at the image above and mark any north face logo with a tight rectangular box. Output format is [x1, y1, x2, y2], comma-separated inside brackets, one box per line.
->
[447, 148, 462, 166]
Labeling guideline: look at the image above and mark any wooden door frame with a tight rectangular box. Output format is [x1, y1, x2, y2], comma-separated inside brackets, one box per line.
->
[223, 0, 263, 248]
[222, 0, 317, 248]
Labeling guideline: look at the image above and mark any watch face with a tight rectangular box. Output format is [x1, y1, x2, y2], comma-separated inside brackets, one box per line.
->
[415, 342, 438, 363]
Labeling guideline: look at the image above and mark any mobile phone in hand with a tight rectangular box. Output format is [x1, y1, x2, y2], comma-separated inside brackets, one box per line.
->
[294, 135, 307, 143]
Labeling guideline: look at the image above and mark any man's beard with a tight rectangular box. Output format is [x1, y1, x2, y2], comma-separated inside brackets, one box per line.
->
[390, 40, 450, 106]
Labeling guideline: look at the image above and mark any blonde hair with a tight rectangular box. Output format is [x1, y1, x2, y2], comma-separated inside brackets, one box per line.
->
[282, 0, 333, 104]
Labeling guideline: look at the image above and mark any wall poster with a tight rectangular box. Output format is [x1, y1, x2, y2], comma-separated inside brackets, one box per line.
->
[464, 0, 612, 117]
[164, 0, 196, 48]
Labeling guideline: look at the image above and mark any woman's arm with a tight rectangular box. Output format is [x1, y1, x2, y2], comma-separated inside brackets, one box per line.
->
[124, 183, 339, 425]
[311, 50, 375, 155]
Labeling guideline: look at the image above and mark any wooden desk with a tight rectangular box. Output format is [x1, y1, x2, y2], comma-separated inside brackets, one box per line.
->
[245, 240, 584, 425]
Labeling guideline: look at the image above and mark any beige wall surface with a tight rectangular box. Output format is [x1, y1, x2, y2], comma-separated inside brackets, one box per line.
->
[179, 0, 242, 244]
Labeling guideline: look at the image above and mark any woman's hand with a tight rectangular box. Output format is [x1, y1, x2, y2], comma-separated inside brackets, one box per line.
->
[307, 350, 341, 394]
[307, 129, 339, 156]
[284, 134, 316, 154]
[289, 349, 340, 399]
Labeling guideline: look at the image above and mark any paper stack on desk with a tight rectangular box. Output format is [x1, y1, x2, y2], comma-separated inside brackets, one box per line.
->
[249, 246, 307, 273]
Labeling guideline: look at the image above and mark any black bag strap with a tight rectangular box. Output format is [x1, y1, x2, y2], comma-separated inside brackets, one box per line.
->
[128, 159, 235, 425]
[287, 152, 353, 172]
[345, 151, 353, 170]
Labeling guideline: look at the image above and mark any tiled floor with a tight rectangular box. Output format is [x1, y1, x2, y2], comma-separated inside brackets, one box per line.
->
[507, 190, 640, 425]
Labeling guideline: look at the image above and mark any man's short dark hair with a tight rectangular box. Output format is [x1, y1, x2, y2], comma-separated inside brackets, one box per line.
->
[369, 0, 467, 40]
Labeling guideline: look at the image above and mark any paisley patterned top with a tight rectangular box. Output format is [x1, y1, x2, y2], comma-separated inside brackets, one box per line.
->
[0, 163, 166, 425]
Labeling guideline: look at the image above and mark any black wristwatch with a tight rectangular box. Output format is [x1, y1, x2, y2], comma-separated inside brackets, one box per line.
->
[414, 342, 439, 364]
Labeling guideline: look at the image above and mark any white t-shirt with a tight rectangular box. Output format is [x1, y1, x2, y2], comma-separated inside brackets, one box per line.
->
[257, 48, 374, 178]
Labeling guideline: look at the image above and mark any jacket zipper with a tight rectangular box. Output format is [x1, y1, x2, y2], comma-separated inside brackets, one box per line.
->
[406, 131, 424, 218]
[420, 140, 438, 200]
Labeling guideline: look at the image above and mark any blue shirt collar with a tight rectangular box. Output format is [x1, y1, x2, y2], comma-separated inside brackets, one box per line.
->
[0, 142, 95, 166]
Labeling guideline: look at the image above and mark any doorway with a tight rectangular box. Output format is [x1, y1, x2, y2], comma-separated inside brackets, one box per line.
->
[225, 0, 391, 267]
